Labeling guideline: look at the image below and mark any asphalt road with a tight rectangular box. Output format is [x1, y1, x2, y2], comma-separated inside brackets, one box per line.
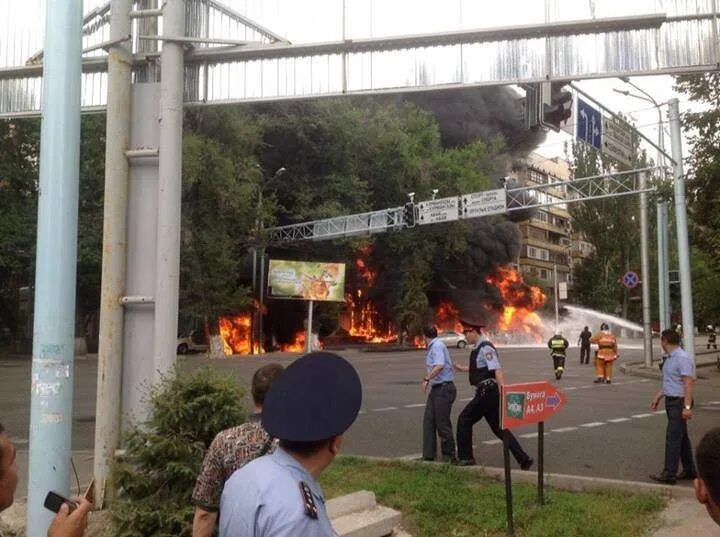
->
[2, 342, 719, 497]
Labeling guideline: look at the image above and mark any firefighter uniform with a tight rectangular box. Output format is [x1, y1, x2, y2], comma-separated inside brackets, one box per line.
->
[547, 333, 569, 380]
[707, 325, 717, 350]
[590, 325, 618, 384]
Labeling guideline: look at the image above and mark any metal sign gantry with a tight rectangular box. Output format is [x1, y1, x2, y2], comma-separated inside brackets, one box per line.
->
[264, 168, 658, 244]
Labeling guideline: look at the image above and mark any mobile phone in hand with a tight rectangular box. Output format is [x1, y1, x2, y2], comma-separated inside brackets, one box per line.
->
[44, 491, 77, 514]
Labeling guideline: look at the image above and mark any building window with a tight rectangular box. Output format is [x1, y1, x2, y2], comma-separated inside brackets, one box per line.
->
[529, 170, 546, 184]
[527, 246, 550, 261]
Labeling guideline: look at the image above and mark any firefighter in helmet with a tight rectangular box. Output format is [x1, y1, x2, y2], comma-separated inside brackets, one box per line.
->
[590, 323, 618, 384]
[547, 331, 569, 380]
[707, 325, 717, 350]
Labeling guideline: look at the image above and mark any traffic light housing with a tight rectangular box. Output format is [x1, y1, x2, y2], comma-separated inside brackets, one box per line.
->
[403, 202, 416, 227]
[541, 82, 573, 132]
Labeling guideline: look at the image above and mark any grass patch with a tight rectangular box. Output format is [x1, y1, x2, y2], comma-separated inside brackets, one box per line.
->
[321, 457, 665, 537]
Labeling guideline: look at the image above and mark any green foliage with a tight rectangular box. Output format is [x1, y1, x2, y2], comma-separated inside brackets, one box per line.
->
[322, 457, 664, 537]
[691, 247, 720, 324]
[111, 368, 246, 537]
[675, 74, 720, 269]
[568, 140, 649, 319]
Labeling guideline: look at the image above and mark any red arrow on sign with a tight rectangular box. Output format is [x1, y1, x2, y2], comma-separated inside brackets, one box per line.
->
[500, 381, 567, 429]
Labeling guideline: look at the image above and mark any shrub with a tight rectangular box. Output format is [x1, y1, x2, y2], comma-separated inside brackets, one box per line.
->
[110, 368, 246, 537]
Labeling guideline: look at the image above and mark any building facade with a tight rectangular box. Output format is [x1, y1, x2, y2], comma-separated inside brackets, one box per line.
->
[511, 153, 593, 297]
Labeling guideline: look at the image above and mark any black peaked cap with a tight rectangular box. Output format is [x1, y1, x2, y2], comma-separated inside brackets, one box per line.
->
[460, 318, 486, 331]
[262, 352, 362, 442]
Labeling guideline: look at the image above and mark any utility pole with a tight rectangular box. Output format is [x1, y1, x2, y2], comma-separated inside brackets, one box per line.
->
[639, 171, 653, 367]
[153, 0, 186, 381]
[26, 1, 82, 534]
[614, 81, 671, 332]
[94, 0, 133, 508]
[553, 263, 559, 332]
[668, 99, 696, 360]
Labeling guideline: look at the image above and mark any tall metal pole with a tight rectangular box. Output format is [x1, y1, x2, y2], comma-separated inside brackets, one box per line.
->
[668, 99, 696, 361]
[553, 263, 559, 332]
[639, 171, 653, 367]
[26, 1, 82, 534]
[258, 249, 266, 351]
[655, 108, 670, 332]
[93, 0, 133, 508]
[153, 0, 186, 380]
[306, 299, 314, 353]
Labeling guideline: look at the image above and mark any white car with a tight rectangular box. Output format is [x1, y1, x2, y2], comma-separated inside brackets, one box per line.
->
[436, 330, 468, 349]
[177, 331, 209, 354]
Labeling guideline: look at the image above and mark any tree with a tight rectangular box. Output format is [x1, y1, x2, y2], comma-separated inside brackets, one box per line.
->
[180, 107, 263, 356]
[675, 73, 720, 268]
[0, 118, 40, 347]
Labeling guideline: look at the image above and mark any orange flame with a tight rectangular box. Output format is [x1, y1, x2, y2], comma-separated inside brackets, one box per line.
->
[219, 314, 253, 355]
[280, 330, 306, 352]
[485, 266, 546, 341]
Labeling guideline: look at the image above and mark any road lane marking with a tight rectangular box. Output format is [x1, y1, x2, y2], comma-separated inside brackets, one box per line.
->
[358, 410, 367, 415]
[372, 406, 398, 412]
[607, 417, 630, 423]
[459, 397, 473, 402]
[404, 403, 425, 408]
[564, 387, 578, 390]
[654, 410, 666, 414]
[580, 422, 605, 428]
[483, 439, 502, 445]
[631, 413, 653, 418]
[551, 427, 578, 433]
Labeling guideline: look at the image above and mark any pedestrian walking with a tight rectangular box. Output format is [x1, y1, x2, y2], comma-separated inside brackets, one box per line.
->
[455, 320, 533, 470]
[421, 324, 457, 462]
[578, 326, 592, 364]
[649, 329, 697, 485]
[219, 352, 362, 537]
[192, 363, 285, 537]
[547, 331, 569, 380]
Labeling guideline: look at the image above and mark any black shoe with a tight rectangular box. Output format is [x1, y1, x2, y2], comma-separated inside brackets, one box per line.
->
[520, 458, 534, 471]
[441, 456, 458, 464]
[593, 378, 604, 383]
[649, 472, 676, 485]
[456, 459, 477, 466]
[605, 379, 612, 384]
[676, 471, 698, 480]
[420, 457, 435, 462]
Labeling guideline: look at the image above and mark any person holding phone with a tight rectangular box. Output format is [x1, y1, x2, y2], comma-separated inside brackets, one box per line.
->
[0, 422, 92, 537]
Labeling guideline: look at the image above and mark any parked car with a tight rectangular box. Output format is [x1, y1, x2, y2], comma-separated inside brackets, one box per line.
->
[436, 330, 468, 349]
[177, 330, 209, 354]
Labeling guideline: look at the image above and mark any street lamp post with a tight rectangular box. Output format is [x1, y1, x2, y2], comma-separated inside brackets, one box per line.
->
[254, 167, 286, 353]
[614, 81, 671, 335]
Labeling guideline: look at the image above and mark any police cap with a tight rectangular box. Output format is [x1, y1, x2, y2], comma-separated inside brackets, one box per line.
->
[460, 318, 486, 332]
[262, 352, 362, 442]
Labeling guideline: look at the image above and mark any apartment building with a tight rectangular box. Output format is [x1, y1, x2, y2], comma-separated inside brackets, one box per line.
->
[511, 153, 593, 295]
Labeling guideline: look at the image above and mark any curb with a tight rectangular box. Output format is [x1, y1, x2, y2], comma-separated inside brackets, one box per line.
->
[355, 455, 695, 499]
[622, 356, 718, 380]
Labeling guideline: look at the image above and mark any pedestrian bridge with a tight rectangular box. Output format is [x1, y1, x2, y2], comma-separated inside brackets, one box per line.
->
[1, 0, 719, 118]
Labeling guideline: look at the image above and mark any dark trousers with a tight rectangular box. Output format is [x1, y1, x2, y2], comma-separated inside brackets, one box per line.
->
[664, 398, 696, 475]
[423, 382, 457, 460]
[456, 385, 530, 466]
[580, 344, 590, 364]
[552, 354, 566, 371]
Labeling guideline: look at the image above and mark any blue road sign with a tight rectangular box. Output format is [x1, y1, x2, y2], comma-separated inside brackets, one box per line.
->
[577, 98, 602, 150]
[622, 271, 639, 289]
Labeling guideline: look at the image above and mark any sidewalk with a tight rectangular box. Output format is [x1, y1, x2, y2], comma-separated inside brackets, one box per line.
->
[621, 349, 719, 380]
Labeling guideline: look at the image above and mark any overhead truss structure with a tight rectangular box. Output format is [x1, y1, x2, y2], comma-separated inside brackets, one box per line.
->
[1, 0, 719, 117]
[264, 167, 660, 245]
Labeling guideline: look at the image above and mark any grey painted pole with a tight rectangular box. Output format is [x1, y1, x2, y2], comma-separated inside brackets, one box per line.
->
[655, 107, 670, 332]
[639, 171, 653, 367]
[668, 99, 696, 360]
[93, 0, 133, 507]
[154, 0, 186, 380]
[306, 300, 314, 353]
[553, 263, 559, 332]
[26, 1, 82, 534]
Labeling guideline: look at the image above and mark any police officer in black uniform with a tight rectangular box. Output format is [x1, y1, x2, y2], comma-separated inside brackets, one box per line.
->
[455, 320, 534, 469]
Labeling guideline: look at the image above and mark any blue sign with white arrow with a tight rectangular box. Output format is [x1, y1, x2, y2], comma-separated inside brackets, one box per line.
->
[577, 98, 602, 150]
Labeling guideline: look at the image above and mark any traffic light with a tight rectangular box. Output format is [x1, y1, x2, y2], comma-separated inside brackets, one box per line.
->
[541, 82, 573, 132]
[403, 202, 416, 227]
